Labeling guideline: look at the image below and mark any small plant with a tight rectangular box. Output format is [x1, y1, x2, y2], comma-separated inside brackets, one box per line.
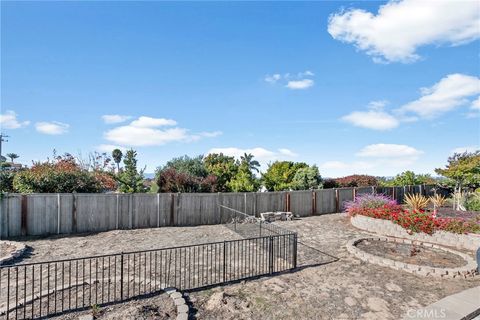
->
[91, 304, 101, 318]
[410, 245, 420, 257]
[404, 193, 430, 212]
[430, 194, 447, 217]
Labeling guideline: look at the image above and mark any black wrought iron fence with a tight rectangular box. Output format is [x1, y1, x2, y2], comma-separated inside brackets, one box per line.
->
[0, 216, 297, 319]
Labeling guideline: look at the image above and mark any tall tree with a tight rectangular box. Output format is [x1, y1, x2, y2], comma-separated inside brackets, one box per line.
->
[291, 165, 322, 190]
[262, 161, 308, 191]
[435, 151, 480, 208]
[6, 153, 19, 163]
[162, 155, 208, 178]
[117, 149, 146, 193]
[111, 149, 123, 172]
[204, 153, 238, 192]
[240, 153, 260, 173]
[228, 162, 259, 192]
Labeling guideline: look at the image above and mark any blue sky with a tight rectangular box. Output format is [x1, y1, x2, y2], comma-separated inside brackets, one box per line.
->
[1, 1, 479, 176]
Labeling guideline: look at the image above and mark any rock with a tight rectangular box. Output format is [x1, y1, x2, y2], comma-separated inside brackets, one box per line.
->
[366, 297, 389, 312]
[174, 297, 186, 306]
[177, 304, 189, 313]
[385, 282, 403, 292]
[78, 315, 94, 320]
[205, 292, 225, 311]
[170, 292, 182, 299]
[344, 297, 357, 306]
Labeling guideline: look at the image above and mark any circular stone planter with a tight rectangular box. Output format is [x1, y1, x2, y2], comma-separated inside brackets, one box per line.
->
[0, 240, 27, 265]
[347, 236, 478, 278]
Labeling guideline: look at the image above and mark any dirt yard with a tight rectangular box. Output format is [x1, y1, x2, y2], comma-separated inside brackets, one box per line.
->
[189, 214, 480, 320]
[5, 214, 479, 320]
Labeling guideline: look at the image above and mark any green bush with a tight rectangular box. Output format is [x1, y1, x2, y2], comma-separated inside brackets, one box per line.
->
[464, 192, 480, 211]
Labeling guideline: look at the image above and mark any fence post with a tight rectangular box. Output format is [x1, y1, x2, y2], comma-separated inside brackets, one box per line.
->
[335, 189, 339, 212]
[223, 241, 226, 282]
[21, 195, 27, 236]
[120, 252, 124, 299]
[269, 236, 274, 274]
[293, 233, 298, 269]
[157, 193, 160, 228]
[57, 193, 61, 234]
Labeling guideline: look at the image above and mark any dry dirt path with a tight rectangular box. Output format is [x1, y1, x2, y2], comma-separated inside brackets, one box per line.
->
[190, 213, 480, 320]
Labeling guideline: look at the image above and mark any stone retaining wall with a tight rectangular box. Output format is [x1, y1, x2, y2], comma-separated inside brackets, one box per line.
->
[347, 237, 477, 278]
[351, 215, 480, 251]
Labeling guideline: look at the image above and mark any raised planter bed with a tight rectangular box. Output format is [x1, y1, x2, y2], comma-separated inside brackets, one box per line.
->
[347, 236, 477, 278]
[351, 215, 480, 251]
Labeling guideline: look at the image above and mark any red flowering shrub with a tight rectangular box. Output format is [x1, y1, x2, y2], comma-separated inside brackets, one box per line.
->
[349, 195, 480, 235]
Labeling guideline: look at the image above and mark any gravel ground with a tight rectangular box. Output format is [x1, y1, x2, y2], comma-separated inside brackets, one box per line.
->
[19, 224, 243, 263]
[0, 242, 16, 260]
[4, 214, 479, 320]
[356, 239, 467, 268]
[50, 291, 176, 320]
[190, 214, 480, 320]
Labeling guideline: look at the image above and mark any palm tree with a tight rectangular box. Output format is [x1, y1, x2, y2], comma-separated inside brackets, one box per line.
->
[240, 153, 260, 173]
[6, 153, 19, 163]
[112, 149, 123, 172]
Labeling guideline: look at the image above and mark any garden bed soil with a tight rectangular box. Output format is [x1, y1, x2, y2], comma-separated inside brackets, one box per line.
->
[355, 239, 467, 268]
[50, 291, 176, 319]
[436, 208, 480, 220]
[0, 242, 16, 260]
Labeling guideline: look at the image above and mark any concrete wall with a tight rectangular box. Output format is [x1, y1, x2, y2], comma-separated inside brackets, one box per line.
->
[0, 185, 432, 239]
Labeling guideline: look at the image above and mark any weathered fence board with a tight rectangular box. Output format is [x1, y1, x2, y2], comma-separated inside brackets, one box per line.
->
[255, 192, 286, 216]
[315, 189, 336, 214]
[289, 191, 313, 217]
[0, 185, 434, 238]
[337, 188, 354, 212]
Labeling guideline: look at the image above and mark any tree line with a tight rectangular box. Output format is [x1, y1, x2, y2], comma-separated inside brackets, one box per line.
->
[0, 149, 478, 194]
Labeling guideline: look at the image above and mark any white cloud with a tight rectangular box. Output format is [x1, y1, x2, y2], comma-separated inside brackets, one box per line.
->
[265, 74, 281, 84]
[35, 121, 69, 135]
[286, 79, 314, 90]
[101, 114, 132, 124]
[278, 148, 298, 157]
[328, 0, 480, 63]
[264, 71, 315, 90]
[471, 97, 480, 110]
[356, 143, 423, 158]
[130, 116, 177, 128]
[320, 143, 424, 176]
[341, 100, 399, 130]
[104, 116, 219, 146]
[0, 110, 30, 129]
[398, 74, 480, 118]
[207, 147, 298, 170]
[342, 110, 399, 130]
[451, 146, 479, 154]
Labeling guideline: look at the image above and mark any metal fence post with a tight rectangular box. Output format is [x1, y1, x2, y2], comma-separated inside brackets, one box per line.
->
[269, 236, 274, 274]
[293, 233, 298, 269]
[120, 252, 124, 299]
[223, 241, 226, 283]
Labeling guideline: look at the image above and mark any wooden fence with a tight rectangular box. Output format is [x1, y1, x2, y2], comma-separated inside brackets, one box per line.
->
[0, 185, 434, 239]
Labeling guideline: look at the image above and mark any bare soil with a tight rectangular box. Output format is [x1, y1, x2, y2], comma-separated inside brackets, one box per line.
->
[0, 242, 16, 260]
[19, 224, 242, 263]
[356, 239, 467, 268]
[50, 291, 176, 320]
[190, 214, 480, 320]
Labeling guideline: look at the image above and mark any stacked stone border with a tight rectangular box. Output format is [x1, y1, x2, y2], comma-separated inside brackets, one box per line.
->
[0, 240, 26, 265]
[351, 214, 480, 251]
[164, 287, 190, 320]
[346, 236, 478, 278]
